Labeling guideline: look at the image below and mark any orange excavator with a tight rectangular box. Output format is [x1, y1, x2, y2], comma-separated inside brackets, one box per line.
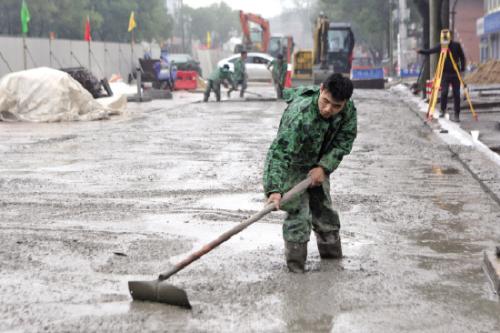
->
[238, 11, 294, 63]
[238, 10, 270, 53]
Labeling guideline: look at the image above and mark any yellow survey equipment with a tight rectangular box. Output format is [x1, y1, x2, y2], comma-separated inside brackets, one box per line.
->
[426, 29, 477, 121]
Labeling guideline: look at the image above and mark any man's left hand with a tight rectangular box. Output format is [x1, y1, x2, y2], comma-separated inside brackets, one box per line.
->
[308, 167, 326, 187]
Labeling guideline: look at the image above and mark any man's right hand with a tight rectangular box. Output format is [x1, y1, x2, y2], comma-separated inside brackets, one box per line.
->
[267, 193, 282, 210]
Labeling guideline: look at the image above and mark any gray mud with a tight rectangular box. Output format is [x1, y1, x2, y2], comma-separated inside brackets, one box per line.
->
[1, 85, 500, 332]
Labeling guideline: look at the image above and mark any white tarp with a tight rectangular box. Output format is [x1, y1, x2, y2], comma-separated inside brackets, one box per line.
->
[0, 67, 121, 122]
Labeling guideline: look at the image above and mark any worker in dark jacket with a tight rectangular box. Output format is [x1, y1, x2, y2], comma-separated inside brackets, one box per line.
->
[418, 31, 466, 122]
[263, 73, 357, 273]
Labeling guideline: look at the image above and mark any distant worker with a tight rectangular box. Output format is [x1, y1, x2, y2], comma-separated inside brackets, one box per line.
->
[267, 54, 288, 99]
[418, 32, 466, 122]
[153, 49, 176, 90]
[204, 64, 234, 102]
[263, 73, 357, 273]
[227, 50, 248, 98]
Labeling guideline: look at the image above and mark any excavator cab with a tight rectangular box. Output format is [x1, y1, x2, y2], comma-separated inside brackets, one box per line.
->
[312, 16, 355, 84]
[326, 24, 355, 73]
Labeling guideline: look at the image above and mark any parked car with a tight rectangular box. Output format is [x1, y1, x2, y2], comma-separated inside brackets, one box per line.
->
[169, 53, 203, 77]
[217, 52, 274, 81]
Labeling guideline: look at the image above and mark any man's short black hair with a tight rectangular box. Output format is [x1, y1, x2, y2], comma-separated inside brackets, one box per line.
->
[322, 73, 353, 101]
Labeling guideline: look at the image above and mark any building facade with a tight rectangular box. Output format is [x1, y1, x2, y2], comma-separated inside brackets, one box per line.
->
[477, 0, 500, 62]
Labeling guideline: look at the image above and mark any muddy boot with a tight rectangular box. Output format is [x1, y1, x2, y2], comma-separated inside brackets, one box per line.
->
[285, 241, 307, 273]
[315, 230, 342, 259]
[439, 109, 446, 118]
[450, 112, 460, 122]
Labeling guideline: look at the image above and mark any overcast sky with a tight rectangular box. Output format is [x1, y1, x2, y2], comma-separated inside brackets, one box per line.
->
[183, 0, 292, 18]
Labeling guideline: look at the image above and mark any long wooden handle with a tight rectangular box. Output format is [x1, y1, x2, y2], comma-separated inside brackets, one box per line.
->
[158, 177, 312, 281]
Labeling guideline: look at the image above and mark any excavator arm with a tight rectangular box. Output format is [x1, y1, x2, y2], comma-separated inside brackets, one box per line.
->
[239, 11, 270, 52]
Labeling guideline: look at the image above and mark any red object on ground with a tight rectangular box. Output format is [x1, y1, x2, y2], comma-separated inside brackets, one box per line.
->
[285, 70, 292, 88]
[426, 79, 441, 101]
[174, 71, 198, 90]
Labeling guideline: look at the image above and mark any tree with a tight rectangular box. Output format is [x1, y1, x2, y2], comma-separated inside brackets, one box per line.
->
[183, 2, 241, 47]
[0, 0, 173, 42]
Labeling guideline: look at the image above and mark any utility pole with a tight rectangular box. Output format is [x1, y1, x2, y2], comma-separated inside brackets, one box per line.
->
[450, 0, 459, 36]
[389, 0, 395, 76]
[441, 0, 450, 29]
[398, 0, 408, 75]
[429, 0, 440, 77]
[180, 0, 185, 53]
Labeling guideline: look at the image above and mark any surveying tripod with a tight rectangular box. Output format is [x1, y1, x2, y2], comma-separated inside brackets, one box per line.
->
[426, 29, 477, 122]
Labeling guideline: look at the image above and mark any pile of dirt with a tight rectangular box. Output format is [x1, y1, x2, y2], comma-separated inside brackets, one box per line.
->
[465, 60, 500, 85]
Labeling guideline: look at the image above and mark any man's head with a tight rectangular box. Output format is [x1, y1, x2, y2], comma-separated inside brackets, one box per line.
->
[318, 73, 353, 119]
[277, 54, 284, 62]
[222, 64, 230, 72]
[241, 50, 248, 60]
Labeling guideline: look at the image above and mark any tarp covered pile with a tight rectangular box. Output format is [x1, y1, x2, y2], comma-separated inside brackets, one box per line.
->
[0, 67, 122, 122]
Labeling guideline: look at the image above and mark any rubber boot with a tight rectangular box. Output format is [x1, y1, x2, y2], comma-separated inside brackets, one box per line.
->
[450, 112, 460, 122]
[285, 241, 307, 273]
[315, 230, 342, 259]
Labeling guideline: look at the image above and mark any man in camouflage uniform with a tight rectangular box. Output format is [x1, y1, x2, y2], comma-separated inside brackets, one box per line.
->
[267, 54, 288, 99]
[263, 73, 357, 273]
[204, 64, 234, 102]
[227, 50, 247, 98]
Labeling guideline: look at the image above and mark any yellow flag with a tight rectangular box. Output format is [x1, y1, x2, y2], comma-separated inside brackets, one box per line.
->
[206, 31, 211, 49]
[128, 11, 136, 32]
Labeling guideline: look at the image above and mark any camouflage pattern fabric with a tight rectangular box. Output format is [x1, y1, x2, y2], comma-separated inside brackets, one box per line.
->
[263, 86, 357, 242]
[208, 68, 233, 85]
[268, 59, 288, 85]
[232, 57, 247, 82]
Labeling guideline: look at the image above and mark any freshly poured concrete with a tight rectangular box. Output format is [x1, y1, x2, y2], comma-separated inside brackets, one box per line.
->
[1, 86, 500, 332]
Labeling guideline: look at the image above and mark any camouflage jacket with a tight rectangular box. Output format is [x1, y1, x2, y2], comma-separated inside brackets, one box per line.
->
[209, 68, 233, 85]
[232, 58, 247, 81]
[263, 86, 357, 195]
[268, 60, 288, 85]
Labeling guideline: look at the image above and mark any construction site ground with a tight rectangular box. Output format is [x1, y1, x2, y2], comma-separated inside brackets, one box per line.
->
[1, 82, 500, 332]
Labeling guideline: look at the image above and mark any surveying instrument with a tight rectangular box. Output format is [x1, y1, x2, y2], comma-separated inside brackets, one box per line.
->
[426, 29, 477, 122]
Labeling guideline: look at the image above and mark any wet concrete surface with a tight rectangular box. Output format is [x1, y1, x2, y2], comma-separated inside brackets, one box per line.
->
[1, 84, 500, 332]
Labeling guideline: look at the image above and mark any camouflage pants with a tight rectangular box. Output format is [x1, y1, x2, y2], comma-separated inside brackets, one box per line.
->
[281, 179, 340, 243]
[203, 80, 221, 102]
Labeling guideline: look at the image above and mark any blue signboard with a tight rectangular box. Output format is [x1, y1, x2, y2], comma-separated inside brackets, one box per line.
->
[484, 10, 500, 35]
[351, 68, 384, 80]
[400, 69, 420, 78]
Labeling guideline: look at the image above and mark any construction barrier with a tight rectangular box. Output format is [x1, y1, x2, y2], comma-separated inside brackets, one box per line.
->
[174, 70, 198, 90]
[426, 79, 442, 101]
[351, 68, 385, 89]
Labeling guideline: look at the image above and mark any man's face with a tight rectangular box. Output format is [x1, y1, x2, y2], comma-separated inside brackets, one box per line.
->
[318, 84, 346, 119]
[241, 53, 247, 60]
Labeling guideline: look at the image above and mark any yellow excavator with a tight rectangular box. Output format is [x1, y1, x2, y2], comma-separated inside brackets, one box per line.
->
[293, 15, 355, 84]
